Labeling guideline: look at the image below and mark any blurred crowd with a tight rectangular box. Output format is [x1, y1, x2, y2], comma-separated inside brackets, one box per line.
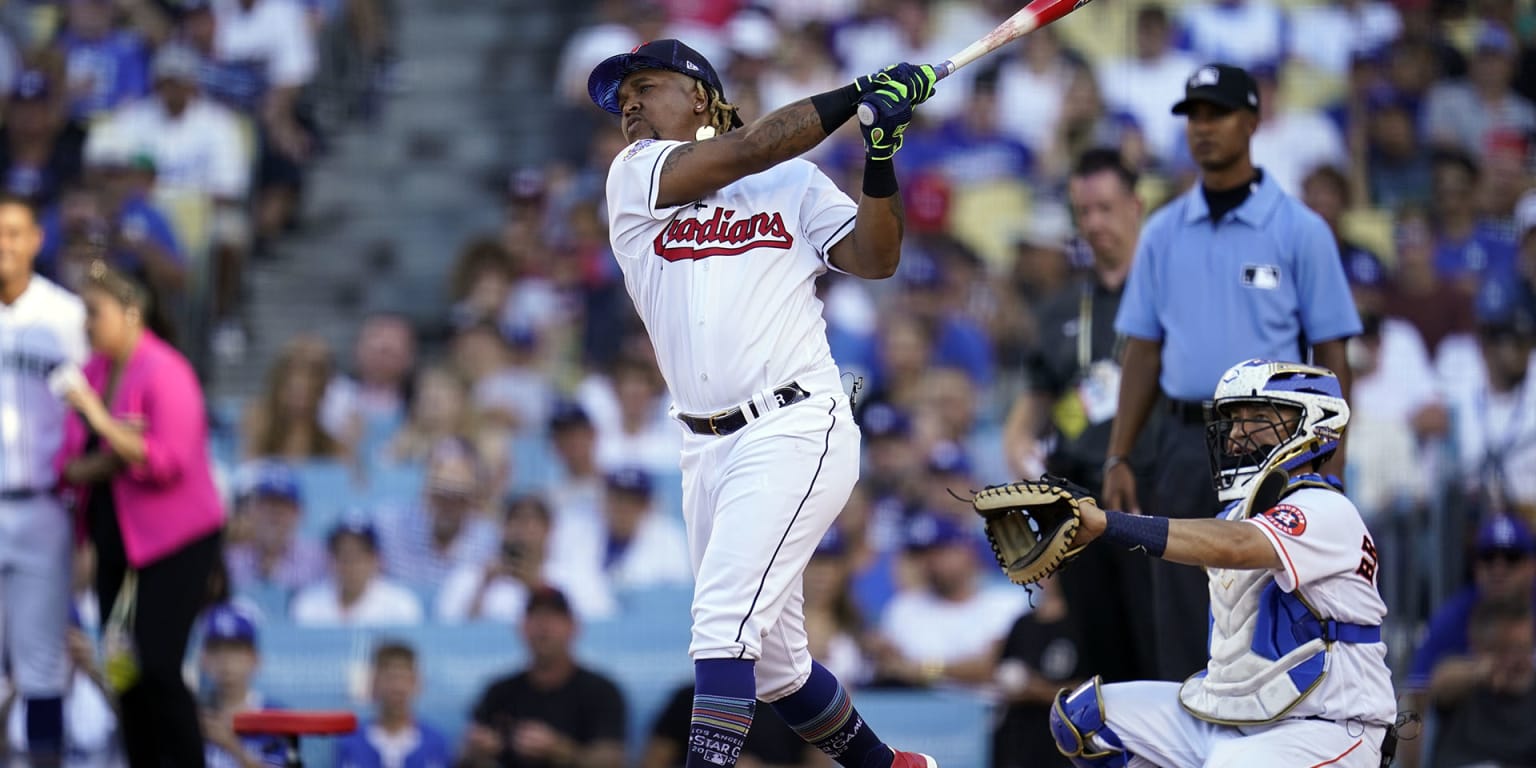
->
[0, 0, 392, 371]
[5, 0, 1536, 765]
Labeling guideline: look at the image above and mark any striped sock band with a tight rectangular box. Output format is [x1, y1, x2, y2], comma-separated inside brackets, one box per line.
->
[771, 661, 891, 768]
[686, 659, 757, 768]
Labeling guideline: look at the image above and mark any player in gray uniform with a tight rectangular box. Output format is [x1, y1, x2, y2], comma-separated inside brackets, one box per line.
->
[0, 194, 88, 766]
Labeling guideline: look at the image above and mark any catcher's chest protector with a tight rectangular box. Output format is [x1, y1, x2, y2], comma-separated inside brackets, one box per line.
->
[1178, 476, 1351, 726]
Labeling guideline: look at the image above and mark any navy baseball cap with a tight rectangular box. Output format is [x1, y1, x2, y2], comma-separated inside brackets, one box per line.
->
[905, 511, 971, 552]
[250, 463, 301, 504]
[926, 441, 973, 476]
[12, 70, 49, 102]
[815, 525, 848, 558]
[327, 519, 381, 553]
[861, 402, 911, 440]
[587, 39, 745, 128]
[1172, 64, 1260, 115]
[1477, 515, 1536, 556]
[605, 467, 653, 499]
[526, 585, 574, 617]
[548, 399, 592, 431]
[203, 604, 258, 647]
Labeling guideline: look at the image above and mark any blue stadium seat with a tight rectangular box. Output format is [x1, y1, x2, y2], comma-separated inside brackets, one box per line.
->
[294, 460, 365, 538]
[366, 461, 425, 507]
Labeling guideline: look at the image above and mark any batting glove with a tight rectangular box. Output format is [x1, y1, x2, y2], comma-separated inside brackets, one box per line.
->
[859, 85, 913, 161]
[877, 63, 939, 106]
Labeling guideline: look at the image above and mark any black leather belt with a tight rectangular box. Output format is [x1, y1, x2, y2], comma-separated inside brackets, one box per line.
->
[0, 488, 46, 501]
[1166, 398, 1208, 425]
[680, 383, 810, 436]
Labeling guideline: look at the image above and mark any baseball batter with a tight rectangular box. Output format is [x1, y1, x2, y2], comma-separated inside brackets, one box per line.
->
[588, 39, 939, 768]
[0, 194, 88, 766]
[1049, 360, 1396, 767]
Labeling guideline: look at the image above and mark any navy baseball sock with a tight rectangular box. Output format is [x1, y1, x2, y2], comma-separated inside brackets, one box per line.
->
[686, 659, 756, 768]
[771, 661, 892, 768]
[25, 695, 64, 759]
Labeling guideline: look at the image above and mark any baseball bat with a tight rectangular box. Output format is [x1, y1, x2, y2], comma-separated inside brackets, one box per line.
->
[857, 0, 1097, 126]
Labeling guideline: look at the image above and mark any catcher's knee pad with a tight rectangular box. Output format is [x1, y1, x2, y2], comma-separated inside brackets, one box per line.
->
[1050, 676, 1129, 768]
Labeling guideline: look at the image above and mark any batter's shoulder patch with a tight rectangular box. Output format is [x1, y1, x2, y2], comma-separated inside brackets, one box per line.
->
[621, 139, 657, 162]
[1260, 504, 1307, 536]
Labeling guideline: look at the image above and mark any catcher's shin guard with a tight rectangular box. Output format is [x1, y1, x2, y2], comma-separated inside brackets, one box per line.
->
[1050, 677, 1130, 768]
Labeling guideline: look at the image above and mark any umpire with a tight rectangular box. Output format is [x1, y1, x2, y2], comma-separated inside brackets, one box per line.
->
[1101, 64, 1361, 681]
[1002, 148, 1156, 683]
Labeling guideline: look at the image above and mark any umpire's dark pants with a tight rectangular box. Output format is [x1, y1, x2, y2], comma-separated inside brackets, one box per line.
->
[1143, 399, 1224, 682]
[1048, 460, 1158, 684]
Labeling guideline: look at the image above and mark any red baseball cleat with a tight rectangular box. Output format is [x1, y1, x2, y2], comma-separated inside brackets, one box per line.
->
[891, 750, 939, 768]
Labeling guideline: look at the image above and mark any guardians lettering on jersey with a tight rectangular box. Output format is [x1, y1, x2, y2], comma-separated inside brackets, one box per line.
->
[653, 207, 794, 261]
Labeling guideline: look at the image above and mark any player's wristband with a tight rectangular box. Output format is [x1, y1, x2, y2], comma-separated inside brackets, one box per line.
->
[1102, 510, 1169, 558]
[863, 157, 898, 198]
[811, 82, 862, 135]
[1102, 454, 1130, 474]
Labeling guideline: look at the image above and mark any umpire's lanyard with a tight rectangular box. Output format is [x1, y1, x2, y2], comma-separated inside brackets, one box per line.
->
[1478, 378, 1532, 467]
[1076, 277, 1124, 369]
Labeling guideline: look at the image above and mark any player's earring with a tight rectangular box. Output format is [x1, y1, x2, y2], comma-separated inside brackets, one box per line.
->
[695, 104, 704, 112]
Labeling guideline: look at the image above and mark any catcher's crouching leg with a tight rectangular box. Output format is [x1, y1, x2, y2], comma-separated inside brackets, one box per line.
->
[1050, 676, 1131, 767]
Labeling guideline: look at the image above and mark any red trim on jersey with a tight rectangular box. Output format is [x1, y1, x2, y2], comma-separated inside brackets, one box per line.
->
[1308, 738, 1362, 767]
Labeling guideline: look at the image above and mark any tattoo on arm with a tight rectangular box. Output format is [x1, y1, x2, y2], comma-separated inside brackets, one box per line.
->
[659, 140, 698, 178]
[885, 189, 904, 239]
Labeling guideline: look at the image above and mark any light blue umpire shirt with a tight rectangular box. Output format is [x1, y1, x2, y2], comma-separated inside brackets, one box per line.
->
[1114, 170, 1362, 401]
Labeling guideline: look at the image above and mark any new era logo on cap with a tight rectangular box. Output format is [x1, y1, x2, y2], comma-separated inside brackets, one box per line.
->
[1190, 66, 1220, 88]
[685, 60, 700, 72]
[1172, 63, 1261, 115]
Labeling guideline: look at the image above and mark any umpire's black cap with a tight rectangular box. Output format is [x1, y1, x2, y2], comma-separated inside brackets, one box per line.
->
[588, 39, 745, 128]
[1172, 63, 1260, 115]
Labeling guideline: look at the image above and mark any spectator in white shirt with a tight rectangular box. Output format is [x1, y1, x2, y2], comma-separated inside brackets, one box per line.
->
[593, 468, 690, 591]
[436, 494, 616, 624]
[291, 521, 424, 627]
[995, 28, 1079, 153]
[320, 312, 417, 449]
[1454, 289, 1536, 518]
[1424, 24, 1536, 160]
[542, 401, 605, 524]
[1176, 0, 1286, 70]
[1286, 0, 1400, 77]
[1097, 4, 1201, 164]
[592, 357, 681, 475]
[90, 43, 251, 358]
[871, 511, 1030, 692]
[1250, 63, 1348, 195]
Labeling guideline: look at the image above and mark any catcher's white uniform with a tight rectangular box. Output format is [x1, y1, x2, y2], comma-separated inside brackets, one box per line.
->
[1076, 479, 1396, 767]
[605, 137, 861, 700]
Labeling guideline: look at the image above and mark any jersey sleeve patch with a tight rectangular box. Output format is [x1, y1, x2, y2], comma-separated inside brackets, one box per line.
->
[1259, 504, 1307, 536]
[621, 139, 657, 162]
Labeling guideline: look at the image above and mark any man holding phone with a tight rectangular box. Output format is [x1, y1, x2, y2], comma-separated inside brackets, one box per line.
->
[0, 193, 86, 767]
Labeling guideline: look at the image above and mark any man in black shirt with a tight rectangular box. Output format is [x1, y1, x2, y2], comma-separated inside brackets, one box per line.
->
[1002, 148, 1156, 683]
[1429, 594, 1536, 767]
[460, 586, 626, 768]
[643, 683, 812, 768]
[992, 578, 1085, 768]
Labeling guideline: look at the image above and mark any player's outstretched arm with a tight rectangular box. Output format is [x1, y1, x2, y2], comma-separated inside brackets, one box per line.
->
[1076, 499, 1283, 570]
[654, 64, 937, 218]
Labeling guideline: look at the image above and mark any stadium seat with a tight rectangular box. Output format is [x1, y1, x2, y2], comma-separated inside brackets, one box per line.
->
[294, 460, 365, 538]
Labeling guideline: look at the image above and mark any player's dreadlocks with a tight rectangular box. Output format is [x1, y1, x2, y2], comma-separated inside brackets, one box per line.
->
[695, 80, 740, 135]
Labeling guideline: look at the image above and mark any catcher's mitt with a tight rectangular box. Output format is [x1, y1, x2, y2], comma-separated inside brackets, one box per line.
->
[972, 475, 1094, 585]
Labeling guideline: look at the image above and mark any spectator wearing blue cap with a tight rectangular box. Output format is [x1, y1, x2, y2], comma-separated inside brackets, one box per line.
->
[223, 462, 326, 593]
[1382, 208, 1478, 361]
[1450, 285, 1536, 516]
[291, 521, 424, 626]
[1408, 515, 1536, 695]
[869, 512, 1029, 692]
[1424, 23, 1536, 160]
[802, 525, 872, 690]
[197, 604, 287, 768]
[543, 399, 606, 522]
[592, 467, 689, 590]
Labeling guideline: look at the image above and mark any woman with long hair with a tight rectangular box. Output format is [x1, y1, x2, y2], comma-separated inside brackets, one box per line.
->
[57, 262, 224, 767]
[242, 335, 348, 460]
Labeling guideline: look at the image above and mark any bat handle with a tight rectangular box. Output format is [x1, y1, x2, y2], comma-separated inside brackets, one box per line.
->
[856, 61, 948, 126]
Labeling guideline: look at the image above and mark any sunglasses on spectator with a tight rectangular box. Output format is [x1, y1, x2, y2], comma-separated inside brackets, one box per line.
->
[1479, 549, 1532, 565]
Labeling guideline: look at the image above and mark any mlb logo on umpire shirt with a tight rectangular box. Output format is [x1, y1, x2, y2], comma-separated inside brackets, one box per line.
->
[1242, 264, 1281, 290]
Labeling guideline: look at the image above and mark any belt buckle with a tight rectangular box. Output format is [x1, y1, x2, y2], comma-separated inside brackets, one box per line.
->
[709, 414, 722, 436]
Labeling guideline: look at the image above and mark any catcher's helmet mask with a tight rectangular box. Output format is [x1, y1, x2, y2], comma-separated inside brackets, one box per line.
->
[1203, 360, 1350, 503]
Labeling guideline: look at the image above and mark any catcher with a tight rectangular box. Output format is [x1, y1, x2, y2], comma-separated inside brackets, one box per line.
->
[975, 359, 1397, 767]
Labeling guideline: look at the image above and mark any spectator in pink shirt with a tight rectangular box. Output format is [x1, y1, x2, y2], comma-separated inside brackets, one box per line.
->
[57, 261, 224, 767]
